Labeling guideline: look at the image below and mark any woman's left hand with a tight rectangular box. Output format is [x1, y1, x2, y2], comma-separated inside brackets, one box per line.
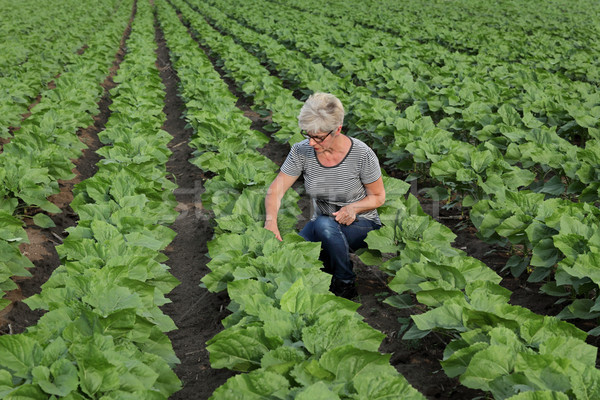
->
[333, 205, 357, 226]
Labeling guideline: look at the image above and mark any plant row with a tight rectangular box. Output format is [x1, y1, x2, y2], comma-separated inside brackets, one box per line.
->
[0, 0, 124, 137]
[0, 0, 133, 312]
[0, 1, 182, 397]
[177, 0, 600, 325]
[156, 0, 427, 398]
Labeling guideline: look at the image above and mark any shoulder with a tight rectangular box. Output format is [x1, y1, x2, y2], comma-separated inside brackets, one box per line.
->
[290, 139, 312, 153]
[350, 137, 378, 158]
[286, 139, 313, 161]
[349, 137, 371, 151]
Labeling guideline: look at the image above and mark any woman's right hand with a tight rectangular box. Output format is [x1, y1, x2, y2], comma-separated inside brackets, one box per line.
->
[264, 220, 282, 241]
[265, 172, 298, 242]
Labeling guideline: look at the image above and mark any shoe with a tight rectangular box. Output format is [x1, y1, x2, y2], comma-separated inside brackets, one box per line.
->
[330, 279, 358, 299]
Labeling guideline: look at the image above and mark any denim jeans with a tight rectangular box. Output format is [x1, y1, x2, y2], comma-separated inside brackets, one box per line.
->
[299, 215, 381, 282]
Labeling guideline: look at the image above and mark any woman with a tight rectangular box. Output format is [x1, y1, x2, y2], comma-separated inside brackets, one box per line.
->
[264, 92, 385, 299]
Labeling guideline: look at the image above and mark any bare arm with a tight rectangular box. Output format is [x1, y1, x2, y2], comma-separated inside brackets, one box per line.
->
[264, 171, 299, 240]
[333, 176, 385, 225]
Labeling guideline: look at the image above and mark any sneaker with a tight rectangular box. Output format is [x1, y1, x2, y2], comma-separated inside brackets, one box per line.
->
[330, 279, 358, 299]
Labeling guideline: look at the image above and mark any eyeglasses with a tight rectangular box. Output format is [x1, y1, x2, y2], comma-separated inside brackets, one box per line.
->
[301, 129, 333, 143]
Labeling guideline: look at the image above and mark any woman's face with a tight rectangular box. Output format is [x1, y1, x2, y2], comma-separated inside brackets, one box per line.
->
[302, 128, 337, 152]
[308, 131, 334, 152]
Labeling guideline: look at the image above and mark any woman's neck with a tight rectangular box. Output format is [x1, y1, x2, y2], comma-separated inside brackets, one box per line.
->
[315, 135, 352, 166]
[320, 134, 349, 154]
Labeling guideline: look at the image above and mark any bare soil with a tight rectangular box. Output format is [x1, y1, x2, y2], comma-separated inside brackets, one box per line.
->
[1, 4, 598, 400]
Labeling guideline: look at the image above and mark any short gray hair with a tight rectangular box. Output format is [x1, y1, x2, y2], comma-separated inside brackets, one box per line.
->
[298, 92, 345, 134]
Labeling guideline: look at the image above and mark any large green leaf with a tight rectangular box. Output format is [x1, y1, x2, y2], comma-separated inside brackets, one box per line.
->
[352, 370, 427, 400]
[319, 345, 394, 382]
[31, 359, 78, 397]
[0, 335, 44, 378]
[460, 345, 517, 391]
[514, 353, 571, 393]
[363, 226, 399, 254]
[210, 370, 290, 399]
[302, 316, 384, 356]
[412, 303, 467, 332]
[280, 278, 357, 316]
[261, 347, 307, 375]
[571, 367, 600, 400]
[442, 342, 489, 378]
[207, 326, 283, 371]
[294, 381, 340, 400]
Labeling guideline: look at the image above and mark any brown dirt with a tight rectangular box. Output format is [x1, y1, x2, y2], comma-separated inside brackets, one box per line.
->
[2, 4, 598, 400]
[154, 19, 236, 398]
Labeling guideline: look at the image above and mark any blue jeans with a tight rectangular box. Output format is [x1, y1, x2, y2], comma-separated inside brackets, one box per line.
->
[299, 216, 381, 282]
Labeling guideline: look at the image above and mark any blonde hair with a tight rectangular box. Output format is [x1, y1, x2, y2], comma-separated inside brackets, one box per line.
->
[298, 92, 345, 134]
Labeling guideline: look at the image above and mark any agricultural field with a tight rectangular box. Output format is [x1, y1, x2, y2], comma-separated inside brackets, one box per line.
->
[1, 0, 599, 398]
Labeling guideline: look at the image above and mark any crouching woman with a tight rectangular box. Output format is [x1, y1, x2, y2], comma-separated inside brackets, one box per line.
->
[264, 92, 385, 299]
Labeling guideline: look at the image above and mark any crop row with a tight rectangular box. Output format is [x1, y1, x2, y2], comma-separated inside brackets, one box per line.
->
[183, 0, 600, 327]
[0, 0, 133, 312]
[169, 1, 600, 397]
[156, 0, 430, 398]
[0, 1, 182, 397]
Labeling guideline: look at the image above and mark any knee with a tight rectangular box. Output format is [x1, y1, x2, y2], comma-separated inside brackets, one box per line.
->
[300, 216, 335, 242]
[312, 216, 340, 241]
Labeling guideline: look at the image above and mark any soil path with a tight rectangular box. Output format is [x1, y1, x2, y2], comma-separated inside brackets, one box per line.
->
[153, 17, 235, 399]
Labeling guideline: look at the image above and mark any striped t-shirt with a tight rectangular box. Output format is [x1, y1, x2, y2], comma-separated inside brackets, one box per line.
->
[280, 137, 382, 224]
